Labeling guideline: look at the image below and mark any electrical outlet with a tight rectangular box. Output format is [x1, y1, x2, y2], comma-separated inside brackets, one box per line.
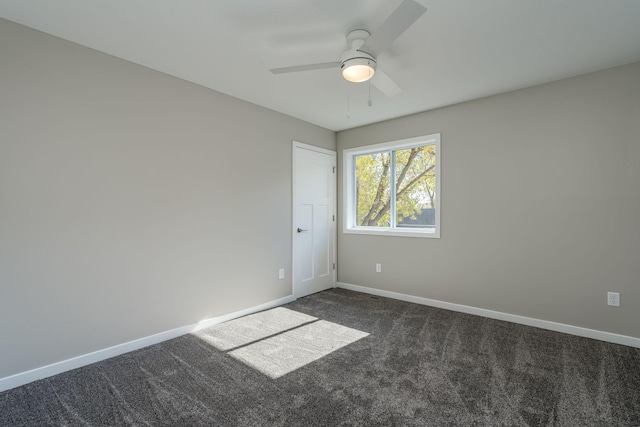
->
[607, 292, 620, 307]
[375, 263, 381, 273]
[279, 269, 285, 279]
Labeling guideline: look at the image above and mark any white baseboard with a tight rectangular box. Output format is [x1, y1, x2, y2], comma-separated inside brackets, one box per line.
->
[0, 294, 296, 393]
[337, 282, 640, 349]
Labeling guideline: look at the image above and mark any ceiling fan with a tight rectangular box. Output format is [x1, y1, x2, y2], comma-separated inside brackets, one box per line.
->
[269, 0, 427, 97]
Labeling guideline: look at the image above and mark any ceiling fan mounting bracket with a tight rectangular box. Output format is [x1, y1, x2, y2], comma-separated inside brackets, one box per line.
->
[346, 29, 371, 47]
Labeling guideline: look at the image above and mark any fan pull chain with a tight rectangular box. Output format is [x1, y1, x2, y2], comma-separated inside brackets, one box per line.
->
[368, 62, 372, 107]
[347, 83, 351, 118]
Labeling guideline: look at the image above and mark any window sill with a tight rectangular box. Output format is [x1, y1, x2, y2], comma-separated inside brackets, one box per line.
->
[343, 227, 440, 239]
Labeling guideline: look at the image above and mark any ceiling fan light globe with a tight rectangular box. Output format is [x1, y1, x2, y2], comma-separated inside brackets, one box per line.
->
[341, 58, 376, 83]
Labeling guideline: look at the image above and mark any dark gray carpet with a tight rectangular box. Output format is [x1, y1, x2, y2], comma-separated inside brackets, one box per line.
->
[2, 288, 639, 426]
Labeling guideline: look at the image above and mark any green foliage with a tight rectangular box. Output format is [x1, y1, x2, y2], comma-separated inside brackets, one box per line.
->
[356, 152, 391, 226]
[355, 145, 436, 227]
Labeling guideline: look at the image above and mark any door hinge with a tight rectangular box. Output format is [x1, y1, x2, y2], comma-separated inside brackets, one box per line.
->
[332, 214, 335, 222]
[332, 166, 336, 173]
[333, 263, 336, 270]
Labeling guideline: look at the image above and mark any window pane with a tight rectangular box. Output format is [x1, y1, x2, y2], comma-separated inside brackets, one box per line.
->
[355, 152, 391, 227]
[395, 145, 437, 228]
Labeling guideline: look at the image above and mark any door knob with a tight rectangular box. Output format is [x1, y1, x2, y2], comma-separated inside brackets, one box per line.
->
[297, 227, 308, 233]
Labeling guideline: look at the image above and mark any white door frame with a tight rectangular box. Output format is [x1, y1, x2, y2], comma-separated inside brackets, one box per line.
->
[292, 141, 337, 298]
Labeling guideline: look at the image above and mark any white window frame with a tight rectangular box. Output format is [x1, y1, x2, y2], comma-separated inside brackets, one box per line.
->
[343, 133, 441, 238]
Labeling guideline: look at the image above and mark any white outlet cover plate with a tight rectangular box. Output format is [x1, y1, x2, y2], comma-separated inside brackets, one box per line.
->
[607, 292, 620, 307]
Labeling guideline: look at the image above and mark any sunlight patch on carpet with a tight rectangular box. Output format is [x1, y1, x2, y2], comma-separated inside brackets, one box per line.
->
[229, 319, 369, 379]
[193, 307, 317, 351]
[194, 307, 369, 378]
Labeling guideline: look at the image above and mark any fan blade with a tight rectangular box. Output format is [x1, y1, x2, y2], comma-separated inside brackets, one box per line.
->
[270, 62, 340, 74]
[359, 0, 427, 57]
[371, 69, 402, 97]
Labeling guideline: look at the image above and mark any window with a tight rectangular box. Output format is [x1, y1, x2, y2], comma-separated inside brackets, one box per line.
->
[343, 133, 440, 238]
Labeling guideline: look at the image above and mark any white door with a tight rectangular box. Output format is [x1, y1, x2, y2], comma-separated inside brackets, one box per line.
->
[292, 142, 336, 298]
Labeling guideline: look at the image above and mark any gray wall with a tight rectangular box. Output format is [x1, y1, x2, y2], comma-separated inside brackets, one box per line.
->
[337, 62, 640, 339]
[0, 19, 335, 378]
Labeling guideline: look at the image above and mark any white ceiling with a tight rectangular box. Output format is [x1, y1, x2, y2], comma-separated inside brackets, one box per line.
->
[1, 0, 640, 131]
